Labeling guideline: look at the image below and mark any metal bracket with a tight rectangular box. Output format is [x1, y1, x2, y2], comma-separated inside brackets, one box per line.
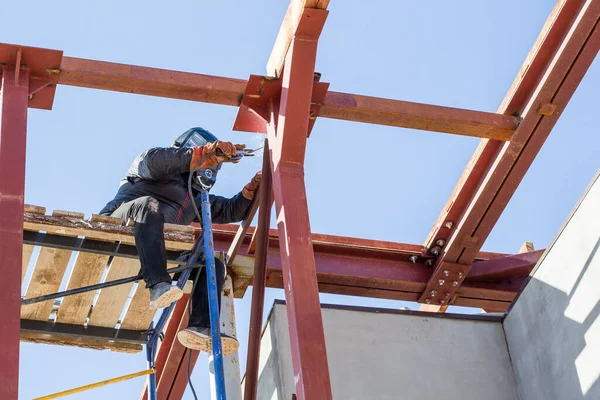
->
[232, 74, 329, 136]
[0, 43, 63, 109]
[418, 261, 471, 305]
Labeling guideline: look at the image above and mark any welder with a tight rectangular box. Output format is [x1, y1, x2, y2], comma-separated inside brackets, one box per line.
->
[99, 127, 261, 355]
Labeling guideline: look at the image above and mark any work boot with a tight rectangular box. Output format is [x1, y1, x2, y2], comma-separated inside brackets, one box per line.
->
[149, 282, 183, 309]
[177, 326, 239, 356]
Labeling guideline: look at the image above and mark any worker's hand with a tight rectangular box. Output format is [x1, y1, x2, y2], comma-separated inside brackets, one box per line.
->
[189, 141, 246, 171]
[242, 171, 262, 200]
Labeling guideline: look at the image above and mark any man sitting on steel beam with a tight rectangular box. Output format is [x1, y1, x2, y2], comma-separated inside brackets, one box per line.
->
[99, 127, 261, 355]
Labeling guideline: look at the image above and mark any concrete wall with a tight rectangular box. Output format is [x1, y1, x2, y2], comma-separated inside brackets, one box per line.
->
[256, 302, 518, 400]
[504, 172, 600, 400]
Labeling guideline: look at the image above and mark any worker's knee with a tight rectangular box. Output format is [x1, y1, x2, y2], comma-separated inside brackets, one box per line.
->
[140, 196, 161, 214]
[136, 196, 163, 224]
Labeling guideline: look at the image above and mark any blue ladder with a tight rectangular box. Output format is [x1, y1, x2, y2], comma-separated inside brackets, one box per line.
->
[145, 188, 226, 400]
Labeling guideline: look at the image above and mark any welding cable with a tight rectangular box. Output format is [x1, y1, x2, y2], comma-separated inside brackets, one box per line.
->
[186, 269, 201, 400]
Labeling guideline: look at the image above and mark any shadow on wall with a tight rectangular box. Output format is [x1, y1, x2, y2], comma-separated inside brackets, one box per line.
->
[504, 235, 600, 400]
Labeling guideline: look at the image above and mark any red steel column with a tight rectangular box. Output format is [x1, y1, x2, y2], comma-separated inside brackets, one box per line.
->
[0, 65, 30, 399]
[268, 9, 332, 400]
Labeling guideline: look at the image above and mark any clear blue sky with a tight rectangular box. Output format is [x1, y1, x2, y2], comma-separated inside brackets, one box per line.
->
[3, 0, 599, 398]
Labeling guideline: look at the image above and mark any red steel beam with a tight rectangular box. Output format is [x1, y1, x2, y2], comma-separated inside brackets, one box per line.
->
[243, 138, 272, 400]
[211, 224, 508, 261]
[468, 250, 544, 281]
[209, 224, 516, 309]
[0, 64, 29, 400]
[424, 0, 588, 253]
[267, 8, 333, 400]
[53, 57, 516, 140]
[58, 57, 247, 106]
[420, 0, 600, 306]
[139, 293, 190, 400]
[140, 227, 201, 400]
[167, 349, 199, 400]
[319, 92, 516, 140]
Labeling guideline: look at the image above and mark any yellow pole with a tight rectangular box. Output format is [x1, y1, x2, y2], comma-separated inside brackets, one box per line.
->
[33, 368, 156, 400]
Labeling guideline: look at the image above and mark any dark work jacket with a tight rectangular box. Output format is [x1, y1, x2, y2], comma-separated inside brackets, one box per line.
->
[99, 147, 252, 225]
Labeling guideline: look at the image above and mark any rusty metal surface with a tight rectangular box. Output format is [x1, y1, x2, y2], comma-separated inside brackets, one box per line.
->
[14, 50, 511, 138]
[419, 262, 471, 307]
[0, 43, 62, 110]
[139, 294, 190, 400]
[423, 0, 588, 254]
[208, 222, 518, 308]
[0, 67, 30, 398]
[0, 66, 30, 400]
[320, 92, 517, 140]
[59, 56, 247, 106]
[243, 139, 272, 400]
[419, 0, 600, 306]
[268, 8, 333, 399]
[468, 250, 545, 280]
[232, 74, 329, 136]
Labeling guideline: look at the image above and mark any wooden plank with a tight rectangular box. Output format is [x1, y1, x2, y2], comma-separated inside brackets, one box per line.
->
[164, 223, 195, 234]
[21, 245, 34, 282]
[24, 204, 46, 214]
[20, 247, 72, 321]
[87, 258, 140, 328]
[20, 331, 142, 353]
[266, 0, 330, 77]
[57, 251, 111, 325]
[21, 205, 45, 282]
[227, 192, 260, 266]
[519, 241, 535, 253]
[52, 210, 85, 219]
[23, 212, 193, 251]
[419, 304, 448, 313]
[90, 214, 122, 224]
[21, 211, 78, 321]
[120, 283, 157, 331]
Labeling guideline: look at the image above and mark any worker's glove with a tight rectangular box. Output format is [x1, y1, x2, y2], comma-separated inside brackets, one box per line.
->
[242, 171, 262, 200]
[189, 140, 246, 171]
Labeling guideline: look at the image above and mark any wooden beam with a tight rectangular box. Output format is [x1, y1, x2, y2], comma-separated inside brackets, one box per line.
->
[57, 217, 112, 325]
[20, 331, 142, 353]
[87, 258, 140, 328]
[266, 0, 331, 77]
[24, 212, 193, 251]
[226, 192, 260, 267]
[119, 282, 157, 331]
[57, 251, 110, 324]
[519, 241, 535, 253]
[21, 211, 79, 322]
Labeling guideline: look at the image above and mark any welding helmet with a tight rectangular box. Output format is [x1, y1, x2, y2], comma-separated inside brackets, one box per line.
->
[172, 127, 221, 191]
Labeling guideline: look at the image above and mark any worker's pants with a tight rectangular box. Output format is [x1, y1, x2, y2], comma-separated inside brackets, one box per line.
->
[110, 196, 223, 328]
